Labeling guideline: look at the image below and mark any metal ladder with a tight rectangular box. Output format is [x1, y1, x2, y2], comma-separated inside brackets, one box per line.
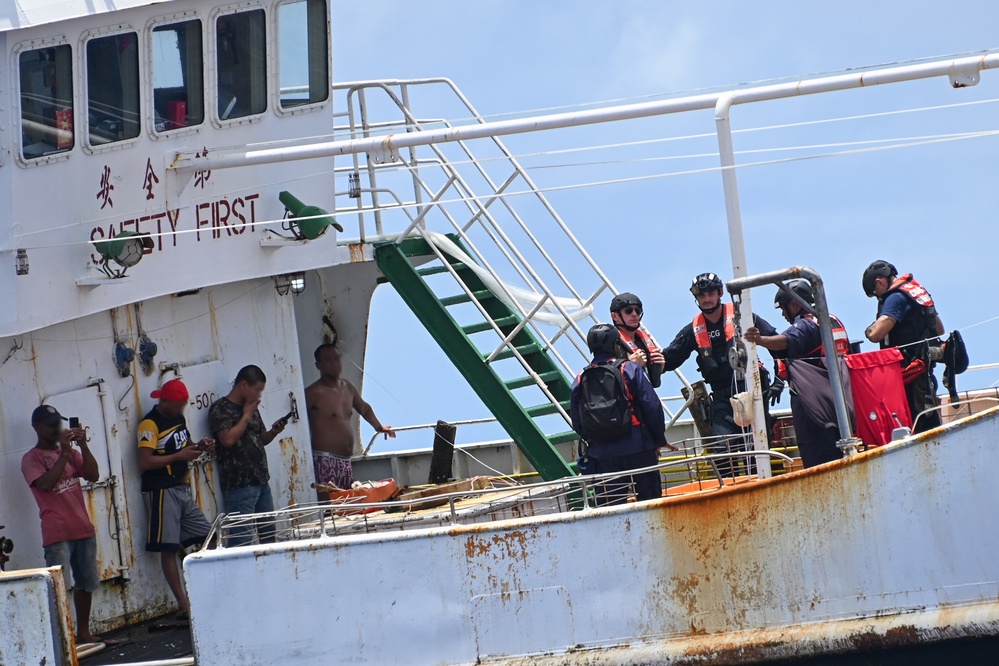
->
[333, 78, 691, 480]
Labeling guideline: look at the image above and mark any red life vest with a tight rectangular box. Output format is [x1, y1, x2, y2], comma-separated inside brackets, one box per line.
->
[775, 314, 849, 380]
[888, 274, 934, 308]
[692, 303, 735, 350]
[880, 273, 939, 362]
[802, 313, 850, 358]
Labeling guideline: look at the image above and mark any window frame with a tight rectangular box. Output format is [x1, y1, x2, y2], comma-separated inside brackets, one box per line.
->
[272, 0, 331, 117]
[145, 11, 206, 140]
[210, 2, 271, 128]
[79, 24, 142, 154]
[13, 36, 77, 168]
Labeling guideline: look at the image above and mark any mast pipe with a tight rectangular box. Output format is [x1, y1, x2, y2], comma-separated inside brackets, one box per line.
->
[170, 53, 999, 172]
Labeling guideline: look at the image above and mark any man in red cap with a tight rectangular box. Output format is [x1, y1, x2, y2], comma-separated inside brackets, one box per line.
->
[137, 379, 215, 622]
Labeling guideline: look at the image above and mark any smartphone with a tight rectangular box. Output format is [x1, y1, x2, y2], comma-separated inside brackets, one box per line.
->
[281, 410, 295, 423]
[69, 417, 80, 429]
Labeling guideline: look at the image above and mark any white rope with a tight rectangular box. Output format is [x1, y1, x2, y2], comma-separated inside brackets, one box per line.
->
[421, 231, 593, 326]
[334, 97, 999, 167]
[330, 47, 999, 132]
[528, 128, 999, 170]
[13, 126, 999, 251]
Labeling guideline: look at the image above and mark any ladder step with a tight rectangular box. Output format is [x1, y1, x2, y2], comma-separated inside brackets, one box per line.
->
[488, 344, 541, 362]
[526, 402, 569, 418]
[548, 430, 580, 446]
[505, 371, 564, 391]
[439, 290, 493, 307]
[416, 262, 469, 277]
[461, 315, 520, 336]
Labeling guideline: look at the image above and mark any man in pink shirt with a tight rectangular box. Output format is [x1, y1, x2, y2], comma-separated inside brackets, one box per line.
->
[21, 404, 108, 645]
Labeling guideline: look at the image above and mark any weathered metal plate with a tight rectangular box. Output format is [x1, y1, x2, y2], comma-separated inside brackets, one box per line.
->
[184, 408, 999, 665]
[0, 568, 75, 666]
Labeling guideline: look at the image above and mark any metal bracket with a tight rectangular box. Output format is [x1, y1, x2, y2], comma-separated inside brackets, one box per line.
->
[948, 62, 981, 88]
[369, 144, 401, 165]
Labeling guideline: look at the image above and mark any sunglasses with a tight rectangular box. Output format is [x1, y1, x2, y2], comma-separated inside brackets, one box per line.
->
[621, 306, 643, 316]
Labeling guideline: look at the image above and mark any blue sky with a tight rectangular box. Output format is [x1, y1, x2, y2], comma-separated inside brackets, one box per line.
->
[332, 1, 999, 452]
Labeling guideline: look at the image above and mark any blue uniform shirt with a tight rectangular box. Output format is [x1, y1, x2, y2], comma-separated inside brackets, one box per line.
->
[570, 352, 667, 460]
[879, 292, 911, 324]
[782, 315, 824, 361]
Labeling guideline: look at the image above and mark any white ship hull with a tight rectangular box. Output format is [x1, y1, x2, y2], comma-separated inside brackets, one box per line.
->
[184, 407, 999, 665]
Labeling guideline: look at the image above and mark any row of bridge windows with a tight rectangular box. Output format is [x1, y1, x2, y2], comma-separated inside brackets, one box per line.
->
[18, 0, 328, 161]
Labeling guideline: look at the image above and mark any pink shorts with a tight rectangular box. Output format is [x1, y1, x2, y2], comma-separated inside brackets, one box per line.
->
[313, 451, 353, 491]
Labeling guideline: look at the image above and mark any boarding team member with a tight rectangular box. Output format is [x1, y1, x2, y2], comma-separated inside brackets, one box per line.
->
[571, 324, 669, 505]
[862, 260, 945, 433]
[663, 272, 781, 476]
[610, 293, 665, 387]
[138, 379, 215, 622]
[745, 280, 849, 468]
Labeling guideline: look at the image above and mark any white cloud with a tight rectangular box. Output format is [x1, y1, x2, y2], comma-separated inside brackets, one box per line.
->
[601, 14, 702, 97]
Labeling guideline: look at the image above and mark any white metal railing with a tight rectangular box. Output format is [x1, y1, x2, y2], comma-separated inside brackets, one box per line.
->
[204, 447, 794, 547]
[359, 393, 693, 458]
[331, 78, 694, 430]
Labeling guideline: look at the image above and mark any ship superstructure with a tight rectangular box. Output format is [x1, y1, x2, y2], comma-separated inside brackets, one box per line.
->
[3, 1, 999, 664]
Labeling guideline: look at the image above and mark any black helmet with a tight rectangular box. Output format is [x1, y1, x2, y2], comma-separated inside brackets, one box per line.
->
[775, 279, 814, 310]
[610, 292, 643, 313]
[862, 260, 897, 297]
[586, 323, 620, 355]
[690, 273, 723, 296]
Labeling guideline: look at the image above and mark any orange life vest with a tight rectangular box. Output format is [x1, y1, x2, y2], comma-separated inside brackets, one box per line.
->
[618, 328, 659, 356]
[693, 303, 735, 350]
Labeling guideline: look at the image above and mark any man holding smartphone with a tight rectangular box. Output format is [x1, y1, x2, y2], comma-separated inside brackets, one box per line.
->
[22, 405, 111, 645]
[137, 379, 214, 623]
[209, 365, 287, 546]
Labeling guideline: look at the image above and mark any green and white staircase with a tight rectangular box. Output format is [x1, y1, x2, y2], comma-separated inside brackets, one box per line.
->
[374, 235, 578, 481]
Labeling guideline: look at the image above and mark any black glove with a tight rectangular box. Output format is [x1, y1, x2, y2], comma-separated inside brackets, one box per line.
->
[766, 376, 785, 407]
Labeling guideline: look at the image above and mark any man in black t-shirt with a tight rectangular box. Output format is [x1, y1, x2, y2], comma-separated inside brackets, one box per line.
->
[208, 365, 288, 546]
[137, 379, 214, 622]
[663, 273, 780, 476]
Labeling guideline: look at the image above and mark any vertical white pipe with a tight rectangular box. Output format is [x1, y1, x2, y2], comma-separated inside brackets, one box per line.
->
[715, 95, 771, 479]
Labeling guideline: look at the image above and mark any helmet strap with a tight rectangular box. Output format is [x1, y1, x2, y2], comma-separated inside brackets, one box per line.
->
[698, 302, 722, 315]
[614, 320, 640, 333]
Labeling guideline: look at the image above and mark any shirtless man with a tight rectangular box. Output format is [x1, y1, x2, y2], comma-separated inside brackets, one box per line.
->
[305, 344, 394, 491]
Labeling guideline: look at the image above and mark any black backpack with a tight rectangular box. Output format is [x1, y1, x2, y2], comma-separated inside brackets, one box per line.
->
[577, 360, 635, 441]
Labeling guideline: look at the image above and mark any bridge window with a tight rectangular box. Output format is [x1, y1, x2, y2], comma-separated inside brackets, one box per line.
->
[278, 0, 329, 109]
[19, 45, 74, 159]
[152, 20, 205, 132]
[86, 32, 141, 145]
[216, 10, 267, 120]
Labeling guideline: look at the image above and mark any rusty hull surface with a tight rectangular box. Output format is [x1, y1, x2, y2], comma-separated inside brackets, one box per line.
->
[184, 407, 999, 665]
[0, 567, 78, 666]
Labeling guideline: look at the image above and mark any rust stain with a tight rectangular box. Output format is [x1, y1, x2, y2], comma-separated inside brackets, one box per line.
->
[348, 243, 365, 263]
[51, 569, 78, 665]
[465, 536, 490, 559]
[279, 437, 300, 498]
[463, 529, 534, 561]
